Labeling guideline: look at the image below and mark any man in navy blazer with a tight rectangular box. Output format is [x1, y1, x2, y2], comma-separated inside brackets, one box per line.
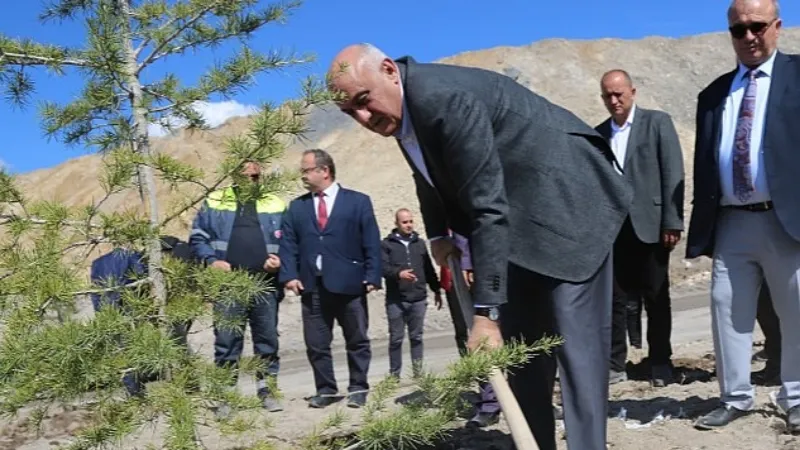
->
[687, 0, 800, 432]
[279, 148, 382, 408]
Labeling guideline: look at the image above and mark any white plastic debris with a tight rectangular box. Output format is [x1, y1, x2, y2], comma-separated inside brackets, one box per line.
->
[615, 408, 672, 429]
[769, 390, 785, 414]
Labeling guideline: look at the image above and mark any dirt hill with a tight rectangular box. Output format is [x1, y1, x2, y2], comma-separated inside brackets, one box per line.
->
[11, 28, 800, 288]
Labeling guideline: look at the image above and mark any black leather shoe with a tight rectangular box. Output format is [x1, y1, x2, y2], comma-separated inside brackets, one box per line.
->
[694, 405, 748, 430]
[651, 364, 673, 388]
[466, 411, 500, 429]
[308, 395, 339, 409]
[347, 392, 367, 408]
[786, 406, 800, 434]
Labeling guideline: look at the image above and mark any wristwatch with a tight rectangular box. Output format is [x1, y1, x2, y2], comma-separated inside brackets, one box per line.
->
[475, 306, 500, 321]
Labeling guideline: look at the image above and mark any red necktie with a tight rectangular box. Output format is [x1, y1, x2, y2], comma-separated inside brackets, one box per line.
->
[317, 192, 328, 230]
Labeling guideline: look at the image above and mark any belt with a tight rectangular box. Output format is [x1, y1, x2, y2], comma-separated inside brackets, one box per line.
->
[723, 201, 773, 212]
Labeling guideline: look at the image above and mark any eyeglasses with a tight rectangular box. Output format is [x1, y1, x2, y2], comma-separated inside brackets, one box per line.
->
[729, 18, 777, 39]
[300, 166, 319, 174]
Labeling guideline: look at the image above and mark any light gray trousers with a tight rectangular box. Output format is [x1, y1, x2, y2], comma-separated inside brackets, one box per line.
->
[711, 209, 800, 412]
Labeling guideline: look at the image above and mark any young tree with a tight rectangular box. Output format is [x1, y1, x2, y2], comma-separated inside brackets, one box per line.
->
[0, 0, 331, 448]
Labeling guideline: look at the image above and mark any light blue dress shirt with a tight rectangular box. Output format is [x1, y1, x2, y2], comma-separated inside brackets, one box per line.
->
[717, 50, 777, 206]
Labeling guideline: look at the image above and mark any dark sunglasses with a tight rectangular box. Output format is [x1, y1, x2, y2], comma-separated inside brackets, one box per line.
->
[729, 19, 776, 39]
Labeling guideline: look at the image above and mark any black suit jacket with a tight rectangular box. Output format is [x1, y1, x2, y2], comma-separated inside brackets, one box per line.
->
[687, 51, 800, 258]
[596, 107, 685, 244]
[395, 57, 633, 306]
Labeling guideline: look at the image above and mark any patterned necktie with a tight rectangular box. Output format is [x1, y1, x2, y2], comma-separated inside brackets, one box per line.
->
[732, 70, 759, 203]
[317, 192, 328, 230]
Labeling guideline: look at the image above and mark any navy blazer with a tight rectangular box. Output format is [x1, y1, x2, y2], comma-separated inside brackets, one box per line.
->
[687, 51, 800, 258]
[278, 186, 382, 296]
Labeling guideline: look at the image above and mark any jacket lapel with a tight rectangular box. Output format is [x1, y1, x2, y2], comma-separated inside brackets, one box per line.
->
[597, 119, 612, 141]
[712, 70, 737, 164]
[307, 194, 321, 233]
[764, 51, 790, 142]
[625, 108, 648, 169]
[395, 58, 445, 193]
[326, 187, 346, 227]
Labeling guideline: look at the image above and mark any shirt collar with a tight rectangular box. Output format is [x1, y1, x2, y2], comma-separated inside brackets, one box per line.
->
[317, 182, 339, 198]
[394, 83, 413, 141]
[611, 103, 636, 132]
[736, 49, 778, 80]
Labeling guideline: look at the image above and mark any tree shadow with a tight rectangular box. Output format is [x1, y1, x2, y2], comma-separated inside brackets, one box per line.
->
[422, 428, 514, 450]
[395, 389, 480, 419]
[610, 394, 786, 429]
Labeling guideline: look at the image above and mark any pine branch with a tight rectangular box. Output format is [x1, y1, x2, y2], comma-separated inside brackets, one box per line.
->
[132, 37, 150, 59]
[141, 84, 176, 102]
[158, 174, 228, 227]
[0, 214, 101, 228]
[74, 278, 151, 296]
[137, 1, 220, 74]
[1, 1, 326, 448]
[39, 0, 94, 22]
[147, 102, 178, 114]
[62, 237, 108, 253]
[0, 51, 90, 67]
[3, 277, 151, 301]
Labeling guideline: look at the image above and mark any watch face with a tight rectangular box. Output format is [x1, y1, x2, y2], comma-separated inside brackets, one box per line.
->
[489, 308, 499, 321]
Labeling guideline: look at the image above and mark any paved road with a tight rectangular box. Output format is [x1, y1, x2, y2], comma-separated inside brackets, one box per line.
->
[273, 292, 715, 398]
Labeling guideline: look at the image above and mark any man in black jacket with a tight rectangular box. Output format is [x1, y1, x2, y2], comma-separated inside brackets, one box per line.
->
[381, 208, 442, 378]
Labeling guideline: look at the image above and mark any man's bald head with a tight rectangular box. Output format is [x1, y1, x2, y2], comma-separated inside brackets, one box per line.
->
[394, 208, 414, 235]
[728, 0, 779, 18]
[600, 69, 633, 88]
[328, 43, 404, 137]
[727, 0, 781, 68]
[329, 43, 388, 83]
[600, 69, 637, 126]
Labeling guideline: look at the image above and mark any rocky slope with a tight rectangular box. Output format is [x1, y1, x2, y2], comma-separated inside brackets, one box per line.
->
[10, 28, 800, 287]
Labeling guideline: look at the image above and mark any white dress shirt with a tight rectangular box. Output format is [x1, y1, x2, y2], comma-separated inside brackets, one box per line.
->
[314, 182, 340, 270]
[394, 84, 434, 186]
[394, 84, 443, 243]
[718, 50, 776, 206]
[609, 104, 636, 175]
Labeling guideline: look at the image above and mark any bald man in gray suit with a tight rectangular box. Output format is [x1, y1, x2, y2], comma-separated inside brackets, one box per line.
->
[328, 43, 632, 450]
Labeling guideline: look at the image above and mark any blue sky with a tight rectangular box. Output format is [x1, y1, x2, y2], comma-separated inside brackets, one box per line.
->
[1, 0, 798, 174]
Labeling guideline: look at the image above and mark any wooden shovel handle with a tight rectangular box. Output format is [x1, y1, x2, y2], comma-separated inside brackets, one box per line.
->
[489, 369, 540, 450]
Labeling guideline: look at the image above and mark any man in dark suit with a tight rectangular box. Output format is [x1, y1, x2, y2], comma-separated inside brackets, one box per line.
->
[328, 44, 632, 450]
[595, 69, 685, 387]
[278, 149, 382, 409]
[687, 0, 800, 432]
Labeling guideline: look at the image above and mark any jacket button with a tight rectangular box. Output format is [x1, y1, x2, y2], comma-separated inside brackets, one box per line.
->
[319, 236, 323, 241]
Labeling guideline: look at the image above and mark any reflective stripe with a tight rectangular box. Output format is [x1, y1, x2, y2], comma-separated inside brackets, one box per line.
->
[256, 196, 286, 214]
[206, 188, 237, 212]
[190, 228, 210, 239]
[206, 187, 286, 213]
[210, 241, 228, 251]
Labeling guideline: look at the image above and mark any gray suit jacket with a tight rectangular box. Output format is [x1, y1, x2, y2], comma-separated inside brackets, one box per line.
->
[688, 51, 800, 258]
[596, 108, 685, 244]
[395, 57, 633, 306]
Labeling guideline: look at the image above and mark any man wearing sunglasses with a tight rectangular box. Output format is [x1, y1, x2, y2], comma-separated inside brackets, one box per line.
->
[687, 0, 800, 432]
